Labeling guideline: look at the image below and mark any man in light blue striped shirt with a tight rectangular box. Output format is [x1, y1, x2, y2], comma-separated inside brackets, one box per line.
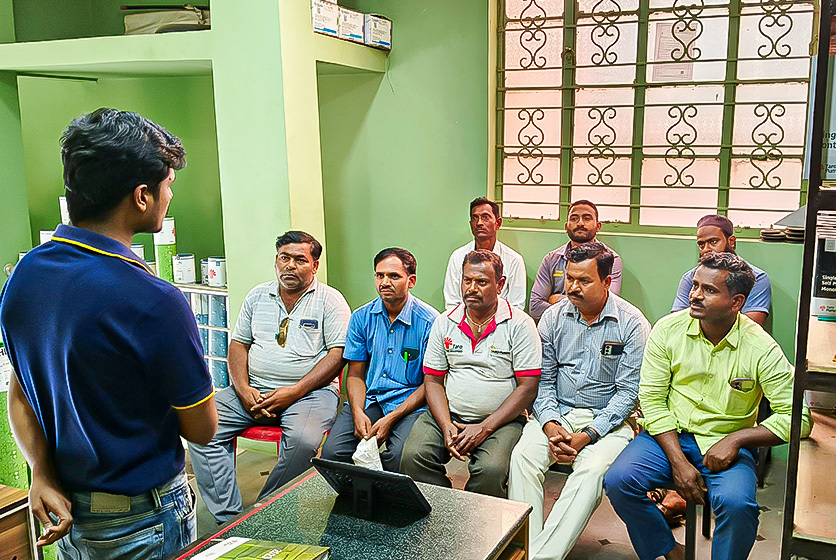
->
[321, 248, 438, 471]
[509, 242, 650, 560]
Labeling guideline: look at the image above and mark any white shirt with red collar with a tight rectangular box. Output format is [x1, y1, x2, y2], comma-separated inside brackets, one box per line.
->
[423, 297, 541, 422]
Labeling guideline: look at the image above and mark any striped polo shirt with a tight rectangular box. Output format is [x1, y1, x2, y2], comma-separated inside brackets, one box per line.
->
[423, 298, 542, 422]
[231, 279, 351, 392]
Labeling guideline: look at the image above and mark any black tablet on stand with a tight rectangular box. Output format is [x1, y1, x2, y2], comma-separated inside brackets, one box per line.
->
[311, 457, 432, 519]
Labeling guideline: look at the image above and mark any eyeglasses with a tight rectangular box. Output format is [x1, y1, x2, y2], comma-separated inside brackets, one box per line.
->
[276, 317, 290, 347]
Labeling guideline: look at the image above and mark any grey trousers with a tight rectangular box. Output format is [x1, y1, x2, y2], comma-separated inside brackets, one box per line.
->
[400, 410, 525, 498]
[189, 386, 338, 522]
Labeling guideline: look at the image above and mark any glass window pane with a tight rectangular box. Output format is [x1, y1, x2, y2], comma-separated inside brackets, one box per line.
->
[503, 155, 561, 187]
[572, 158, 632, 222]
[503, 107, 561, 157]
[646, 8, 729, 83]
[640, 157, 721, 188]
[729, 157, 803, 191]
[643, 86, 724, 159]
[504, 22, 564, 87]
[506, 0, 565, 20]
[727, 209, 793, 228]
[503, 202, 561, 220]
[737, 4, 814, 80]
[574, 88, 634, 155]
[572, 186, 631, 222]
[575, 16, 639, 85]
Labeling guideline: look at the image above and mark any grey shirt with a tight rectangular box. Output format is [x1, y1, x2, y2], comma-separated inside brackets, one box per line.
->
[529, 241, 623, 320]
[231, 279, 351, 392]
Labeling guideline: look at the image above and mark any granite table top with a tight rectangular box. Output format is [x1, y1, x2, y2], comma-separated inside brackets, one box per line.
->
[174, 469, 531, 560]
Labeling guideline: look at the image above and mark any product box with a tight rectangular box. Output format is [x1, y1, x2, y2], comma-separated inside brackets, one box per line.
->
[364, 14, 392, 50]
[311, 0, 338, 37]
[813, 237, 836, 316]
[338, 7, 364, 44]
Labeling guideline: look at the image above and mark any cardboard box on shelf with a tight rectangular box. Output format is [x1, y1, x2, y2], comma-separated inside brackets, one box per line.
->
[311, 0, 339, 37]
[338, 7, 364, 44]
[364, 14, 391, 50]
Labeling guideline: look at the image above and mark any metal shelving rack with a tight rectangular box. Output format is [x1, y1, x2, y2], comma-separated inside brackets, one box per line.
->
[781, 0, 836, 557]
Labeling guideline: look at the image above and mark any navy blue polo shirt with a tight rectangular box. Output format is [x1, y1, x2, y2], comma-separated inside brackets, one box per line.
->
[0, 225, 213, 495]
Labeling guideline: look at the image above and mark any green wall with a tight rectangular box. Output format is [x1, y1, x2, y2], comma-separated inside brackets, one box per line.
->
[0, 72, 30, 287]
[12, 0, 195, 42]
[16, 74, 224, 264]
[320, 0, 489, 310]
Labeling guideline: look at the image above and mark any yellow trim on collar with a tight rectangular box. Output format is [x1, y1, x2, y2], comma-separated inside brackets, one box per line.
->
[172, 390, 216, 410]
[52, 236, 153, 275]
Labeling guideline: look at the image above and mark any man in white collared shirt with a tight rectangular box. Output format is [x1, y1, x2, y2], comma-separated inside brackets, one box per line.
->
[190, 231, 351, 523]
[443, 197, 527, 311]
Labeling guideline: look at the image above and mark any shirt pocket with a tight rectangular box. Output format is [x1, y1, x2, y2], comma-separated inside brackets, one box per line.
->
[487, 343, 514, 377]
[292, 318, 324, 357]
[721, 377, 758, 416]
[593, 354, 621, 383]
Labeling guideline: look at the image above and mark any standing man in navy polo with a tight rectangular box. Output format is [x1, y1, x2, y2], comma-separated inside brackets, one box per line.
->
[321, 248, 439, 471]
[0, 109, 218, 559]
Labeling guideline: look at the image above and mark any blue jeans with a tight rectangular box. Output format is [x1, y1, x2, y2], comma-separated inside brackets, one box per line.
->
[189, 385, 338, 522]
[57, 470, 195, 560]
[604, 431, 759, 560]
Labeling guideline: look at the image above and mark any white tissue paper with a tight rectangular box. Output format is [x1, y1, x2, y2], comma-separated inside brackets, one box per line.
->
[352, 436, 383, 471]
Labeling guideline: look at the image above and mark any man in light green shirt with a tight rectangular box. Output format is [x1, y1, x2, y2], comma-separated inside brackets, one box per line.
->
[604, 252, 811, 560]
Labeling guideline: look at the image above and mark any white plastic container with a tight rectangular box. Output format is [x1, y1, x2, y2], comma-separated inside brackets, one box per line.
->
[59, 196, 70, 225]
[39, 230, 55, 245]
[207, 257, 227, 287]
[173, 253, 196, 284]
[130, 244, 145, 260]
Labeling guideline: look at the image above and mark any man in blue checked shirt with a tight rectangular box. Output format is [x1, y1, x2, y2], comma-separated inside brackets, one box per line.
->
[321, 248, 439, 471]
[509, 242, 650, 560]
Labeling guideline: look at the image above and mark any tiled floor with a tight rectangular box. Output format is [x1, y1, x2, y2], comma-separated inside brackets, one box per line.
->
[186, 446, 787, 559]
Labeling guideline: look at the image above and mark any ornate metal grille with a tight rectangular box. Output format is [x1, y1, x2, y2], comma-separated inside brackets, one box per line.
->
[498, 0, 815, 229]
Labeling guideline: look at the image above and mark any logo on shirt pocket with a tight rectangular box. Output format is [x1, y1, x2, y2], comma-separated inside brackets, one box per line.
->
[444, 337, 463, 353]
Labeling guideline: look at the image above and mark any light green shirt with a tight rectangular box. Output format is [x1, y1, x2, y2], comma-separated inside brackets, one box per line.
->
[639, 310, 812, 454]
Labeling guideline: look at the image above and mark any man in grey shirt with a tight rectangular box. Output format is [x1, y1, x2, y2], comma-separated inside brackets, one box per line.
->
[529, 200, 623, 320]
[509, 242, 650, 560]
[190, 231, 351, 523]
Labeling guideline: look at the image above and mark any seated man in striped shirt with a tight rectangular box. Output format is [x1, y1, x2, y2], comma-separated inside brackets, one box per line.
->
[190, 231, 351, 523]
[509, 242, 650, 560]
[321, 248, 439, 471]
[401, 250, 541, 498]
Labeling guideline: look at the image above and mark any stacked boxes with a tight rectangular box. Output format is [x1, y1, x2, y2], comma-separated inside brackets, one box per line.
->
[311, 1, 391, 51]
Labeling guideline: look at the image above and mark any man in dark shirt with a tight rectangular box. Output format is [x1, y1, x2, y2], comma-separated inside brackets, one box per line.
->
[0, 109, 217, 559]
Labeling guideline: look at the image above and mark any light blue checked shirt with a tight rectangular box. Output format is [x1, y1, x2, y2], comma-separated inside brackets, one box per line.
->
[534, 293, 650, 438]
[343, 294, 439, 415]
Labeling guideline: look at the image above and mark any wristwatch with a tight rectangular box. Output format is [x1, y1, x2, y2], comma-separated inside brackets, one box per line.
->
[581, 427, 599, 444]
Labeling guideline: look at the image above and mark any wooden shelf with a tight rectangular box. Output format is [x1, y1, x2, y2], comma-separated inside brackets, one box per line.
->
[793, 410, 836, 544]
[0, 31, 212, 78]
[806, 317, 836, 375]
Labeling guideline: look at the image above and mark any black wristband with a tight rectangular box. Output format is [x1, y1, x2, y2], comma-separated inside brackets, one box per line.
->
[581, 427, 599, 444]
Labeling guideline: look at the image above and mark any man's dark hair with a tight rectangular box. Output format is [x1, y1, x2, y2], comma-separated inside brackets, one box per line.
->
[462, 249, 504, 283]
[698, 252, 756, 298]
[374, 248, 417, 276]
[61, 108, 186, 224]
[275, 231, 322, 260]
[566, 241, 614, 281]
[568, 199, 599, 220]
[470, 197, 500, 220]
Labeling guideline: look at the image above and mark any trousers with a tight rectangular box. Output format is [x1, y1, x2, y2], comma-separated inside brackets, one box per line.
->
[189, 385, 338, 522]
[400, 410, 525, 498]
[604, 430, 759, 560]
[508, 410, 633, 560]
